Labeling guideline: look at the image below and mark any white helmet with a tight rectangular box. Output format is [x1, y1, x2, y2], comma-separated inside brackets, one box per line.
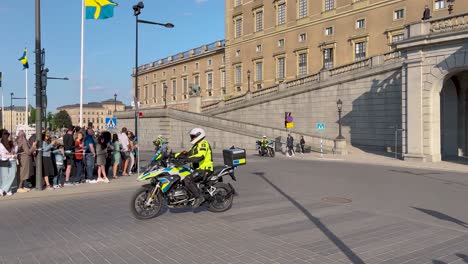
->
[262, 135, 266, 138]
[189, 128, 205, 145]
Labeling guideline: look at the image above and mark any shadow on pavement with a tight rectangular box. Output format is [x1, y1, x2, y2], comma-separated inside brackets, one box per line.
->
[455, 253, 468, 263]
[389, 170, 468, 187]
[412, 207, 468, 229]
[253, 171, 365, 264]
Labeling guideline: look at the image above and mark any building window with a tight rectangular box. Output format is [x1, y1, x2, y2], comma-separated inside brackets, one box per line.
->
[208, 59, 212, 66]
[236, 50, 241, 57]
[298, 53, 307, 77]
[355, 42, 367, 61]
[183, 78, 188, 99]
[278, 39, 285, 48]
[256, 44, 262, 52]
[391, 34, 404, 43]
[234, 0, 241, 7]
[194, 75, 200, 85]
[298, 0, 307, 19]
[394, 9, 404, 20]
[299, 33, 306, 42]
[255, 10, 263, 32]
[221, 70, 226, 89]
[235, 65, 242, 85]
[324, 0, 334, 11]
[153, 83, 157, 98]
[162, 71, 166, 77]
[145, 75, 148, 81]
[153, 73, 157, 79]
[144, 85, 148, 99]
[172, 68, 176, 74]
[235, 17, 242, 38]
[207, 72, 213, 91]
[323, 48, 334, 69]
[325, 26, 333, 36]
[255, 61, 263, 82]
[172, 79, 177, 100]
[183, 65, 187, 72]
[277, 57, 285, 79]
[356, 19, 365, 29]
[277, 3, 286, 25]
[435, 0, 446, 9]
[222, 56, 226, 64]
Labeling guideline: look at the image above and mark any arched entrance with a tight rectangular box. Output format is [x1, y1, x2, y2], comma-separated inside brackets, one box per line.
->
[440, 71, 468, 160]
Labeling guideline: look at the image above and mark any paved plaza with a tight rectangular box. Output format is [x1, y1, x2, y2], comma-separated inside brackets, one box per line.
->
[0, 152, 467, 264]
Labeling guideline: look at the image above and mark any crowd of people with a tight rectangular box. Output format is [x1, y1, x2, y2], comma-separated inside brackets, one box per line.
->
[0, 124, 138, 196]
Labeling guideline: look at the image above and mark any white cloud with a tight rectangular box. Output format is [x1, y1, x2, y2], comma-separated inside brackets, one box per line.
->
[88, 86, 105, 91]
[195, 0, 208, 4]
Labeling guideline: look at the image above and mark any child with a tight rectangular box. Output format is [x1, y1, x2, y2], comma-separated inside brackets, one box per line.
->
[52, 145, 65, 189]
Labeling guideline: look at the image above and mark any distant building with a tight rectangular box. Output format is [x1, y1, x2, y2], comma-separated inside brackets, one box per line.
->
[0, 106, 29, 134]
[57, 99, 125, 130]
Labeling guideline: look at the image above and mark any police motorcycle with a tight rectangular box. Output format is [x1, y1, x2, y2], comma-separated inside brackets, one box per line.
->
[256, 137, 275, 157]
[130, 148, 245, 220]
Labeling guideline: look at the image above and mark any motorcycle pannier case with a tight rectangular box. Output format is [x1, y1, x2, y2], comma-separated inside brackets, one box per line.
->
[223, 148, 246, 166]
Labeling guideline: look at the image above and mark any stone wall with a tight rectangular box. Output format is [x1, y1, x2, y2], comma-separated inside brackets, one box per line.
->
[116, 109, 337, 154]
[211, 63, 404, 150]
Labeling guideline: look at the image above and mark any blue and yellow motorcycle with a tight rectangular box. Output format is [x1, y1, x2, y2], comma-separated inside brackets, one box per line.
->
[130, 156, 237, 220]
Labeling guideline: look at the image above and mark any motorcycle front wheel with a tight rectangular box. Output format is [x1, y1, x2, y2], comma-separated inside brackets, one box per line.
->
[269, 148, 275, 157]
[130, 186, 163, 220]
[207, 183, 234, 213]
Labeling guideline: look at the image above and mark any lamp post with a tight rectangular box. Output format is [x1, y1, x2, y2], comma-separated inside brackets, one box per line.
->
[114, 93, 117, 112]
[247, 70, 251, 93]
[133, 1, 174, 139]
[163, 83, 168, 108]
[336, 99, 345, 140]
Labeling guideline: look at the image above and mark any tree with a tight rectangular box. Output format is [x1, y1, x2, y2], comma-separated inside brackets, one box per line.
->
[54, 110, 72, 129]
[47, 112, 55, 130]
[29, 107, 36, 124]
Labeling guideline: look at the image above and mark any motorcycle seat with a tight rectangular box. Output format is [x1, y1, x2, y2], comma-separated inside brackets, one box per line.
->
[212, 165, 227, 176]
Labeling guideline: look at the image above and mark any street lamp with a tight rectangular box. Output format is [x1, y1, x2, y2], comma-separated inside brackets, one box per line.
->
[114, 93, 117, 112]
[336, 99, 345, 140]
[163, 83, 168, 109]
[133, 1, 174, 139]
[247, 70, 251, 93]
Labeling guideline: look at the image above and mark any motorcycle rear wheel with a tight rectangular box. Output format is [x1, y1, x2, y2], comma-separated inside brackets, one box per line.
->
[207, 183, 234, 213]
[130, 187, 163, 220]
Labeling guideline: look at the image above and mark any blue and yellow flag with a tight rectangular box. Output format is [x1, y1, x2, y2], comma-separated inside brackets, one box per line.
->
[18, 48, 29, 70]
[85, 0, 118, 20]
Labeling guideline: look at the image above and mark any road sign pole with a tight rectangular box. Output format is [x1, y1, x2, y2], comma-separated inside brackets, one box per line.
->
[320, 137, 323, 158]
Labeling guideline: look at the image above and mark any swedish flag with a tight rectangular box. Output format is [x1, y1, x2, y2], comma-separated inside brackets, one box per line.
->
[18, 49, 29, 70]
[86, 0, 118, 20]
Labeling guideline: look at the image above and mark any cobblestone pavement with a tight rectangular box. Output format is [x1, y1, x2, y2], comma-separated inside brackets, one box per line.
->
[0, 153, 467, 264]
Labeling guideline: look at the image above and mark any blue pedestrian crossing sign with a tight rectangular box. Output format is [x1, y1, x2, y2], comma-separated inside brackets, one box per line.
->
[316, 123, 325, 132]
[105, 117, 117, 129]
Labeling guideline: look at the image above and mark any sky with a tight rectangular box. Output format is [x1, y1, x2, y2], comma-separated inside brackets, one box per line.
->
[0, 0, 225, 113]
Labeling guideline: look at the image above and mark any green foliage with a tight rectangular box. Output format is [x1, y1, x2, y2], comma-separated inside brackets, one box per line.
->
[54, 110, 72, 129]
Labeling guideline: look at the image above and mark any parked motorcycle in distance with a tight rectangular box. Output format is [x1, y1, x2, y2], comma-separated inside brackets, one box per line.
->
[256, 140, 275, 157]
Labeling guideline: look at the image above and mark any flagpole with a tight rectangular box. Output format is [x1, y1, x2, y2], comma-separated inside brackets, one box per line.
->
[1, 86, 4, 129]
[25, 68, 28, 125]
[80, 0, 85, 128]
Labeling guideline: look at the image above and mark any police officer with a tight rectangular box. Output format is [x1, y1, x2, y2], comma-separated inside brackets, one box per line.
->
[178, 128, 213, 208]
